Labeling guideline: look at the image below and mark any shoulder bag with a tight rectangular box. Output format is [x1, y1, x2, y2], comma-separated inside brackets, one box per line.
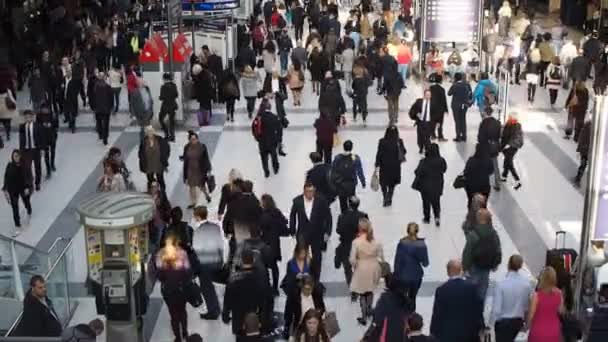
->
[453, 174, 466, 189]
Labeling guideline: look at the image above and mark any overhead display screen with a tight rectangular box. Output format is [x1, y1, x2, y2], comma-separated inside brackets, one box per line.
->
[182, 0, 240, 13]
[422, 0, 482, 43]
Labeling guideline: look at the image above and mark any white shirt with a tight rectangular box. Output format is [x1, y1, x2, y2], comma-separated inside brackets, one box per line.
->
[418, 99, 430, 122]
[26, 122, 35, 149]
[301, 293, 315, 321]
[304, 198, 313, 220]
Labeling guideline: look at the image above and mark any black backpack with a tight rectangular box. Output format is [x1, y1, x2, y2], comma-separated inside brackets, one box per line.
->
[331, 154, 356, 195]
[472, 228, 502, 270]
[550, 66, 562, 80]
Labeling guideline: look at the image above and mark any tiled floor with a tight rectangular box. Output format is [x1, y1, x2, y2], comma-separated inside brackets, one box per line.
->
[0, 9, 593, 342]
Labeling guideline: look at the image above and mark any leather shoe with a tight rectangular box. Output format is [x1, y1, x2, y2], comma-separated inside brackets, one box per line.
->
[200, 313, 219, 320]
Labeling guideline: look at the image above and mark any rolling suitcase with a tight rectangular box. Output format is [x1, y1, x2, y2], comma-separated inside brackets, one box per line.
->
[545, 231, 578, 275]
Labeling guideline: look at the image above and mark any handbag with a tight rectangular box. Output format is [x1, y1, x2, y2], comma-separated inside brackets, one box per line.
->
[185, 280, 203, 308]
[379, 261, 391, 277]
[370, 170, 380, 192]
[206, 174, 216, 193]
[453, 174, 466, 189]
[324, 311, 341, 338]
[398, 142, 406, 163]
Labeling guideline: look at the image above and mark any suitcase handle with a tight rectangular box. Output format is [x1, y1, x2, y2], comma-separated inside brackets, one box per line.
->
[555, 231, 567, 249]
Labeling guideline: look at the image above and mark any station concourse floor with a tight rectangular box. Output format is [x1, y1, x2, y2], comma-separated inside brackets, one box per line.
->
[0, 63, 589, 341]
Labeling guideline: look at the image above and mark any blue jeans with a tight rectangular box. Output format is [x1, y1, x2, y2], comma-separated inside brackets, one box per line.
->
[467, 267, 490, 304]
[398, 64, 409, 83]
[198, 265, 220, 316]
[280, 51, 289, 74]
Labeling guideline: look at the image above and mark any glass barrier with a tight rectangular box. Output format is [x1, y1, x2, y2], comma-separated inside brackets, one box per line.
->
[0, 236, 76, 337]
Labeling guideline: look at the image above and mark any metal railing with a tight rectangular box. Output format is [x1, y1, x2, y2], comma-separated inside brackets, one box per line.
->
[1, 236, 76, 337]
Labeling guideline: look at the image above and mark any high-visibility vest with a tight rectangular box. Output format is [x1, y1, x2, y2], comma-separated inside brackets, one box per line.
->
[130, 36, 139, 53]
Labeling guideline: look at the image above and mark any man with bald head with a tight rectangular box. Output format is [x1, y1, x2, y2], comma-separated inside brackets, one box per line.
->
[431, 259, 484, 342]
[490, 255, 533, 342]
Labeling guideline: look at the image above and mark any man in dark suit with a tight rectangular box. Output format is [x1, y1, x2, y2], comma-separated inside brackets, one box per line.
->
[306, 152, 335, 203]
[289, 182, 333, 281]
[16, 275, 62, 337]
[409, 89, 437, 154]
[430, 260, 484, 342]
[62, 70, 80, 133]
[448, 73, 473, 142]
[478, 107, 502, 191]
[93, 72, 114, 145]
[253, 103, 282, 178]
[19, 110, 45, 190]
[429, 77, 448, 141]
[36, 105, 58, 175]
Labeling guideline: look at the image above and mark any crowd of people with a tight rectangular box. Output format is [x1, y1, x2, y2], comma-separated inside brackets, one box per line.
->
[0, 0, 600, 341]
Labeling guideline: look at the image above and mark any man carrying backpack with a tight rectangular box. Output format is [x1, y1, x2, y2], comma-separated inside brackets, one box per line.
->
[252, 99, 282, 178]
[331, 140, 366, 213]
[61, 319, 104, 342]
[462, 208, 502, 304]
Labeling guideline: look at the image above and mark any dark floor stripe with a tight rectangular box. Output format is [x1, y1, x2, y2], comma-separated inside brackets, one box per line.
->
[455, 142, 547, 275]
[223, 124, 416, 132]
[526, 132, 584, 195]
[142, 299, 163, 342]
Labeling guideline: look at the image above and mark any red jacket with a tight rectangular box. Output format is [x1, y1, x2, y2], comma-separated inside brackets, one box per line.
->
[127, 71, 138, 94]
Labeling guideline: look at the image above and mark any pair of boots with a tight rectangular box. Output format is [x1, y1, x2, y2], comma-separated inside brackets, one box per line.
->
[357, 292, 374, 325]
[382, 188, 394, 207]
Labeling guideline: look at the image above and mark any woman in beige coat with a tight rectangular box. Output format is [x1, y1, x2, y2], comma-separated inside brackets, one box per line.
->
[0, 87, 17, 145]
[349, 218, 384, 325]
[360, 14, 372, 41]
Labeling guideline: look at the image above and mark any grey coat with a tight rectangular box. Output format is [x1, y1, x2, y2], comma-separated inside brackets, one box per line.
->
[131, 86, 154, 126]
[292, 47, 307, 68]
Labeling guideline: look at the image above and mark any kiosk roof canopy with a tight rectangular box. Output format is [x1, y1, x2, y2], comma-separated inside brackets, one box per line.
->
[77, 192, 155, 229]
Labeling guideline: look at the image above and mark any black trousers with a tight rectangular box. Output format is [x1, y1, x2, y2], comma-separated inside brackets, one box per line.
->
[353, 96, 368, 121]
[502, 148, 520, 181]
[338, 195, 351, 213]
[22, 148, 41, 187]
[310, 241, 323, 281]
[0, 118, 10, 140]
[9, 191, 32, 226]
[269, 262, 280, 292]
[527, 83, 537, 102]
[166, 297, 188, 340]
[146, 172, 166, 191]
[416, 121, 432, 153]
[494, 318, 524, 342]
[112, 87, 121, 112]
[339, 244, 353, 285]
[452, 105, 468, 140]
[294, 24, 304, 41]
[260, 149, 279, 175]
[159, 110, 175, 139]
[226, 99, 236, 120]
[402, 279, 422, 312]
[316, 141, 333, 164]
[576, 154, 588, 182]
[421, 193, 440, 220]
[549, 89, 558, 105]
[539, 61, 550, 86]
[42, 140, 56, 172]
[432, 118, 445, 139]
[381, 184, 395, 202]
[245, 97, 256, 117]
[95, 112, 110, 144]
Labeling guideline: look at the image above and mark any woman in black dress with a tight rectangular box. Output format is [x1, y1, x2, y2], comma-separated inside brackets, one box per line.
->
[308, 47, 328, 95]
[463, 143, 494, 208]
[413, 143, 447, 227]
[260, 194, 289, 295]
[2, 149, 32, 235]
[374, 125, 406, 207]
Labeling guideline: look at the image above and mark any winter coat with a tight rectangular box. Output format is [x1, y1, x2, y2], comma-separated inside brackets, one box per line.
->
[159, 81, 179, 113]
[16, 290, 62, 337]
[498, 15, 511, 38]
[223, 267, 270, 334]
[241, 71, 260, 98]
[371, 290, 412, 342]
[182, 142, 211, 184]
[482, 33, 498, 54]
[577, 121, 592, 156]
[318, 79, 345, 118]
[131, 86, 154, 126]
[256, 111, 282, 152]
[501, 121, 524, 150]
[473, 79, 496, 107]
[220, 72, 240, 101]
[569, 56, 591, 82]
[560, 42, 577, 66]
[314, 116, 337, 147]
[260, 207, 289, 261]
[194, 69, 216, 110]
[414, 155, 447, 199]
[375, 137, 406, 186]
[383, 73, 404, 98]
[565, 86, 589, 120]
[138, 135, 170, 173]
[394, 238, 429, 286]
[360, 15, 372, 39]
[341, 48, 355, 72]
[263, 50, 276, 74]
[538, 41, 555, 62]
[462, 223, 502, 271]
[0, 90, 17, 120]
[352, 74, 371, 99]
[308, 52, 328, 82]
[291, 47, 307, 68]
[350, 236, 384, 294]
[463, 154, 494, 194]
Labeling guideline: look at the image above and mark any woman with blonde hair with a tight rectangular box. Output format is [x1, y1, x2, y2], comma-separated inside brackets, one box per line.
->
[218, 168, 243, 220]
[527, 266, 564, 342]
[393, 222, 429, 311]
[349, 218, 384, 325]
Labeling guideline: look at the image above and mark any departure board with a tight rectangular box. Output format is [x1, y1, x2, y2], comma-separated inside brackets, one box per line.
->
[422, 0, 482, 43]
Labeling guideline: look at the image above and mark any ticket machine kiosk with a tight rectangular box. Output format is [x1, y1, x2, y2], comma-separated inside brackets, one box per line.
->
[77, 192, 154, 342]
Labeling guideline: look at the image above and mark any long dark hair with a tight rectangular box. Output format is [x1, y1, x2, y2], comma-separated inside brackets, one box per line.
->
[383, 125, 399, 141]
[261, 194, 277, 210]
[295, 309, 330, 342]
[425, 143, 440, 158]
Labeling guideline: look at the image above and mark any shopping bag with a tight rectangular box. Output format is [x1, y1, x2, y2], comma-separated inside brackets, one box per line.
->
[324, 311, 340, 338]
[370, 170, 380, 192]
[197, 110, 210, 126]
[333, 133, 341, 148]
